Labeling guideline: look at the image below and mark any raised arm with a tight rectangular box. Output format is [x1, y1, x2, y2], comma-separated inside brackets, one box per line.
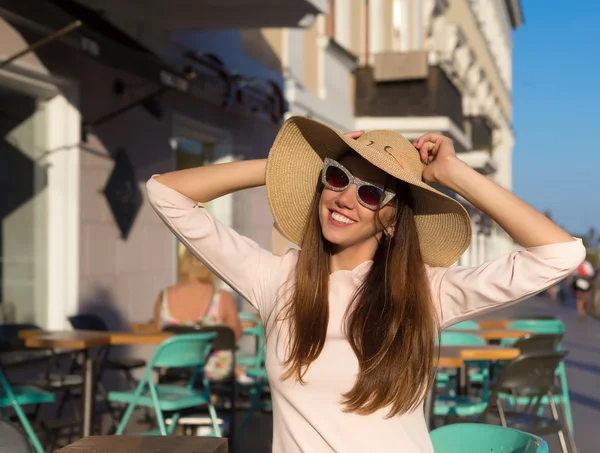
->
[414, 133, 575, 248]
[414, 134, 585, 327]
[154, 159, 267, 203]
[147, 159, 292, 317]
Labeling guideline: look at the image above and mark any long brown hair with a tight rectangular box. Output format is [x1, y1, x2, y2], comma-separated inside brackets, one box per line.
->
[280, 174, 439, 417]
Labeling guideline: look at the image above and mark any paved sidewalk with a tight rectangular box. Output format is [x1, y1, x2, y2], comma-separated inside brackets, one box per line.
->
[475, 294, 600, 453]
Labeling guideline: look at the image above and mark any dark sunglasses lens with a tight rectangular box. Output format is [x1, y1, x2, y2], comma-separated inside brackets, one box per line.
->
[325, 166, 349, 188]
[358, 185, 384, 206]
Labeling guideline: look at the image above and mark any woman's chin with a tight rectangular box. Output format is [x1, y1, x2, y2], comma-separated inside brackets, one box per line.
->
[322, 229, 346, 247]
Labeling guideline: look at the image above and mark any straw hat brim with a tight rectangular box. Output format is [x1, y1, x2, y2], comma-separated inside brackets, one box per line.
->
[265, 116, 472, 267]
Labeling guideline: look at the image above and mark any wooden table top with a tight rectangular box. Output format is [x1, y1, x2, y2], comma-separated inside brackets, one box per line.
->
[21, 326, 270, 349]
[56, 435, 227, 452]
[435, 345, 520, 368]
[476, 320, 512, 329]
[436, 349, 463, 368]
[442, 345, 520, 362]
[20, 330, 174, 349]
[20, 331, 519, 368]
[21, 330, 112, 349]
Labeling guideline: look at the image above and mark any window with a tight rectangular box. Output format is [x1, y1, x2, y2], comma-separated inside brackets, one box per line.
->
[171, 137, 216, 263]
[170, 115, 233, 288]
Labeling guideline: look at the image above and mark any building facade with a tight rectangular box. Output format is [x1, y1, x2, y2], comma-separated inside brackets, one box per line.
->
[0, 0, 327, 329]
[0, 0, 524, 331]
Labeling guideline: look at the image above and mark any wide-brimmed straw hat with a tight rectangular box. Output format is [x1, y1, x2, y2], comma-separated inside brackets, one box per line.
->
[265, 116, 472, 267]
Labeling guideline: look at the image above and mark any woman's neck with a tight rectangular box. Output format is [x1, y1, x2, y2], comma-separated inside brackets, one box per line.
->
[328, 239, 378, 273]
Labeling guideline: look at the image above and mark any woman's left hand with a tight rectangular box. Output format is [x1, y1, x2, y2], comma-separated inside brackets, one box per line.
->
[413, 133, 460, 184]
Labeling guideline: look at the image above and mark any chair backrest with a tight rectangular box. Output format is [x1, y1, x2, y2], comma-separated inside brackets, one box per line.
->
[238, 311, 265, 360]
[446, 320, 479, 330]
[239, 312, 261, 324]
[150, 332, 216, 369]
[0, 324, 44, 352]
[430, 423, 548, 453]
[508, 319, 564, 334]
[439, 332, 486, 346]
[163, 325, 235, 353]
[513, 333, 563, 354]
[492, 350, 567, 395]
[68, 314, 109, 331]
[0, 419, 34, 453]
[239, 312, 263, 337]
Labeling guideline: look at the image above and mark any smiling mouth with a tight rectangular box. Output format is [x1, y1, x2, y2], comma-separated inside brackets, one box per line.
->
[329, 210, 356, 226]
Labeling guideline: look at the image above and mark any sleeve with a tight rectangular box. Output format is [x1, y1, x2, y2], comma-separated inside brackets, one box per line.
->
[428, 239, 586, 329]
[146, 176, 290, 317]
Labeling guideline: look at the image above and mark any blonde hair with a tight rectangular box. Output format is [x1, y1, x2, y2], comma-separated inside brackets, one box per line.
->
[178, 249, 217, 284]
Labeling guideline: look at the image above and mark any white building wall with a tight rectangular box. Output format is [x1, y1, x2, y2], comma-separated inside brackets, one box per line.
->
[284, 18, 356, 132]
[0, 19, 80, 328]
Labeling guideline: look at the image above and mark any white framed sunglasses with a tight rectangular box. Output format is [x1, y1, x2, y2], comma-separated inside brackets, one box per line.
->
[321, 158, 396, 210]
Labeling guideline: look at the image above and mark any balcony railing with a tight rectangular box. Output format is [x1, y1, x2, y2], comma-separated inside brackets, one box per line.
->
[465, 116, 494, 152]
[355, 51, 464, 133]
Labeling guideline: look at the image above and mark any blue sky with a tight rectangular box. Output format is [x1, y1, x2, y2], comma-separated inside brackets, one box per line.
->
[512, 0, 599, 236]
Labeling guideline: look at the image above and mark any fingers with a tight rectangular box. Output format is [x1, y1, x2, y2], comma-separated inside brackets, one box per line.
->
[413, 133, 436, 149]
[345, 130, 365, 139]
[413, 132, 443, 149]
[419, 141, 435, 164]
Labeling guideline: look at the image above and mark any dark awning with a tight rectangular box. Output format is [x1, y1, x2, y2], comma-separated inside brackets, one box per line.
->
[0, 0, 192, 92]
[74, 0, 327, 31]
[0, 0, 286, 122]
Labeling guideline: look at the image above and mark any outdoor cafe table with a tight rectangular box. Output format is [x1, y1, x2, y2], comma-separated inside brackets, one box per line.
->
[424, 345, 521, 428]
[19, 330, 174, 438]
[476, 320, 512, 329]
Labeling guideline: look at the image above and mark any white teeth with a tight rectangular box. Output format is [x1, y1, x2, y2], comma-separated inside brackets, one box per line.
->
[331, 211, 356, 224]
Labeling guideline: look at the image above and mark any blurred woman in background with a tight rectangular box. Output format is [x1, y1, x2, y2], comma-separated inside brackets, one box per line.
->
[153, 248, 242, 380]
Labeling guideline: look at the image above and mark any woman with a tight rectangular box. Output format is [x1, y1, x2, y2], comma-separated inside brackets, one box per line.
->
[571, 260, 595, 317]
[153, 248, 242, 380]
[147, 117, 584, 452]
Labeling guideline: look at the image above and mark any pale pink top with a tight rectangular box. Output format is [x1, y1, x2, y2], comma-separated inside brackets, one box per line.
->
[147, 176, 585, 453]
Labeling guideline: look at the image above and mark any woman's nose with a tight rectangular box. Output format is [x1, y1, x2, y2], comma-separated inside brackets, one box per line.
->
[335, 185, 357, 209]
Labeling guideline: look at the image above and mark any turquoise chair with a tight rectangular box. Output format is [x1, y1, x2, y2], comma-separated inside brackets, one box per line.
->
[437, 332, 488, 386]
[434, 333, 490, 417]
[236, 312, 271, 434]
[237, 343, 269, 435]
[237, 312, 264, 369]
[503, 319, 573, 434]
[108, 333, 221, 436]
[430, 423, 549, 453]
[446, 320, 479, 330]
[0, 369, 55, 453]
